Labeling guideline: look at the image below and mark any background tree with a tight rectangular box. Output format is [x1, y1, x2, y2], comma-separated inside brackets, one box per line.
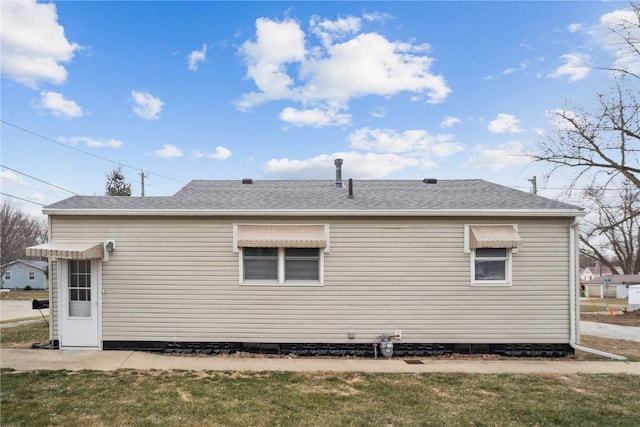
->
[579, 183, 639, 274]
[105, 166, 132, 196]
[532, 4, 639, 274]
[0, 200, 48, 277]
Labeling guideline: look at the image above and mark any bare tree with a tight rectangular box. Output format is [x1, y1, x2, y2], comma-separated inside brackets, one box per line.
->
[533, 78, 640, 191]
[0, 200, 48, 277]
[579, 183, 640, 274]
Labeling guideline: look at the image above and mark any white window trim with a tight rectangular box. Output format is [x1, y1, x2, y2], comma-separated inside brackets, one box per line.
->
[28, 271, 35, 280]
[239, 247, 324, 287]
[464, 224, 518, 287]
[471, 248, 512, 286]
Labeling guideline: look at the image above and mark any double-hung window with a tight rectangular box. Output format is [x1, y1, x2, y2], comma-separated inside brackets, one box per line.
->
[473, 248, 510, 284]
[465, 224, 520, 286]
[235, 224, 328, 286]
[28, 272, 35, 280]
[241, 247, 322, 285]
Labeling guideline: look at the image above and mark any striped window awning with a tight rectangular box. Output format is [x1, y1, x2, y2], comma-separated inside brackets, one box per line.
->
[469, 225, 521, 249]
[235, 224, 328, 249]
[26, 242, 104, 259]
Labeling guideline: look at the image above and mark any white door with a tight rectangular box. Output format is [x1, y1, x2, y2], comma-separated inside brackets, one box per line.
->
[59, 259, 100, 348]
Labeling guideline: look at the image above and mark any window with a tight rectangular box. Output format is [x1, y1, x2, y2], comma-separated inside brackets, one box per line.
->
[69, 260, 91, 317]
[243, 247, 278, 281]
[241, 247, 322, 285]
[28, 272, 35, 280]
[4, 272, 10, 280]
[472, 248, 511, 285]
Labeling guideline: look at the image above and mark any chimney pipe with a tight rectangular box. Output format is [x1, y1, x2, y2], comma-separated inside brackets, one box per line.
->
[334, 158, 344, 188]
[348, 178, 354, 199]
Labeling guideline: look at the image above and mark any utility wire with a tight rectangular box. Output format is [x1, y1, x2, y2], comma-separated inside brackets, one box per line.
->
[1, 164, 79, 195]
[1, 120, 185, 183]
[0, 192, 46, 207]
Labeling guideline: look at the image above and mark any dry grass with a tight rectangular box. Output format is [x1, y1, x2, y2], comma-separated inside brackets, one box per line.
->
[577, 335, 640, 361]
[0, 290, 48, 300]
[2, 370, 639, 426]
[581, 310, 640, 327]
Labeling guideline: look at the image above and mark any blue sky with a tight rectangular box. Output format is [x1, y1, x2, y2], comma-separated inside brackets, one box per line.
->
[1, 1, 638, 217]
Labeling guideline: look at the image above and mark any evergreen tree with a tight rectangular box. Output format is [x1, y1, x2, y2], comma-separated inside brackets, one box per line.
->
[105, 166, 132, 196]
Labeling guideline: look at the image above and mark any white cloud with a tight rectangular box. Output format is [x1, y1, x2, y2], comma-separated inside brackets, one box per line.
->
[488, 113, 522, 134]
[547, 53, 590, 82]
[237, 18, 306, 110]
[194, 146, 232, 160]
[440, 116, 461, 128]
[567, 23, 582, 33]
[462, 142, 531, 171]
[310, 15, 362, 47]
[279, 107, 351, 127]
[36, 91, 84, 119]
[131, 90, 164, 120]
[262, 152, 420, 179]
[68, 136, 122, 148]
[0, 0, 80, 88]
[545, 108, 587, 131]
[188, 44, 207, 71]
[371, 107, 386, 118]
[237, 15, 451, 125]
[0, 170, 26, 186]
[349, 127, 463, 157]
[153, 144, 182, 159]
[502, 60, 529, 75]
[300, 32, 450, 104]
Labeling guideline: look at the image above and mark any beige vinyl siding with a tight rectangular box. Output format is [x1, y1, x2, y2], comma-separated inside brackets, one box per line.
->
[50, 215, 573, 344]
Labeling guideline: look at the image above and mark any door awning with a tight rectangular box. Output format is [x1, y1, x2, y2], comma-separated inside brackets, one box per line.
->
[469, 225, 521, 249]
[236, 224, 327, 248]
[26, 242, 104, 259]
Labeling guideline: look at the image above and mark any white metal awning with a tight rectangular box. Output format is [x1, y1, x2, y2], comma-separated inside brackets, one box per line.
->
[469, 225, 521, 249]
[236, 224, 327, 249]
[26, 242, 104, 259]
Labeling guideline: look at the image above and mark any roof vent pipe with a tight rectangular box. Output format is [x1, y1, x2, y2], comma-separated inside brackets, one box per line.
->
[423, 178, 437, 184]
[348, 178, 354, 199]
[335, 159, 344, 188]
[242, 178, 253, 184]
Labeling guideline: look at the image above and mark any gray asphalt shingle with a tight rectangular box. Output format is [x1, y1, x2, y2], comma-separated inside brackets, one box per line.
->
[45, 179, 581, 212]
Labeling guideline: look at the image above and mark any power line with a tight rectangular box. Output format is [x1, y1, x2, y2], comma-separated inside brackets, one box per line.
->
[1, 164, 79, 195]
[1, 120, 185, 183]
[0, 192, 46, 207]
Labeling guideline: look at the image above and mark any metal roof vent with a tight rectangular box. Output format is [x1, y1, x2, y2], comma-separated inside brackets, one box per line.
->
[334, 158, 344, 188]
[242, 178, 253, 184]
[423, 178, 437, 184]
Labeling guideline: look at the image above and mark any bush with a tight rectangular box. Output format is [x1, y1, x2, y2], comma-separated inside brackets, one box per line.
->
[23, 285, 32, 291]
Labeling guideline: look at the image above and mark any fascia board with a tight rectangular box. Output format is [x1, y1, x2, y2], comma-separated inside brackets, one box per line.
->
[43, 208, 585, 217]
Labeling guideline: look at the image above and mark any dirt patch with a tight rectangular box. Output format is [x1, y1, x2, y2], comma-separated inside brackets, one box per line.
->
[581, 309, 640, 327]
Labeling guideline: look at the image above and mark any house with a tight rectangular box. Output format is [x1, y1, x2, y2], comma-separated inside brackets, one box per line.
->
[27, 166, 585, 357]
[583, 274, 640, 299]
[580, 266, 613, 282]
[1, 260, 48, 290]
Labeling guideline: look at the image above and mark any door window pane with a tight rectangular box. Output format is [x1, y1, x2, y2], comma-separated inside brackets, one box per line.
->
[69, 260, 91, 317]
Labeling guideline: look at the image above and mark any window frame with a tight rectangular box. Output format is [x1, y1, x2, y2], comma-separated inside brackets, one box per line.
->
[471, 247, 512, 286]
[28, 271, 35, 280]
[240, 247, 324, 286]
[4, 271, 10, 280]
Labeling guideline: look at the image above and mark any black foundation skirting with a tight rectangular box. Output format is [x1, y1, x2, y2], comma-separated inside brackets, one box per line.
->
[102, 341, 573, 358]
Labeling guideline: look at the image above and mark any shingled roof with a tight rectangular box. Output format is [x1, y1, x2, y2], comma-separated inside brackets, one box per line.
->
[44, 179, 582, 215]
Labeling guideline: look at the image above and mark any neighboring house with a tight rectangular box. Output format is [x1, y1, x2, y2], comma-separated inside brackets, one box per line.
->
[580, 266, 613, 282]
[27, 166, 585, 357]
[583, 274, 640, 299]
[1, 260, 48, 290]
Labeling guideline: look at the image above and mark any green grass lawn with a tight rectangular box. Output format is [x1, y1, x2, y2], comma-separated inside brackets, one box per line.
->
[0, 321, 49, 348]
[1, 369, 638, 426]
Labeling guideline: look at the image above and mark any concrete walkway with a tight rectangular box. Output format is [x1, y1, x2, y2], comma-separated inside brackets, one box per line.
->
[1, 348, 639, 374]
[581, 321, 640, 342]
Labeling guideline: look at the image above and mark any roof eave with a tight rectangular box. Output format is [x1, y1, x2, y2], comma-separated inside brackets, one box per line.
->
[43, 208, 585, 217]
